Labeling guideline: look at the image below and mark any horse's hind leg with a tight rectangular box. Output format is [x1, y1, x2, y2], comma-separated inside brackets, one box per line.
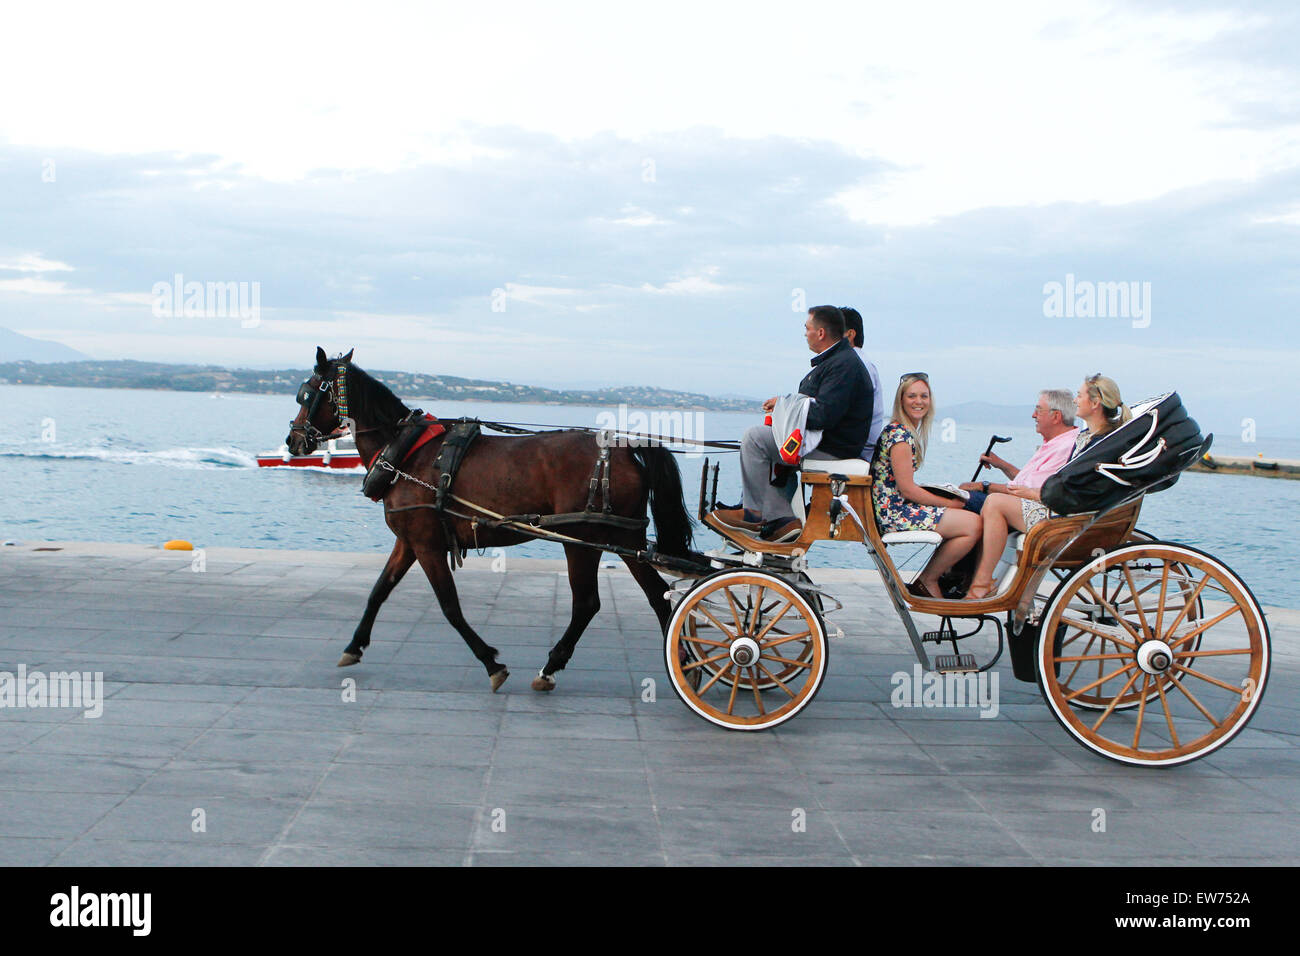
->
[533, 544, 602, 692]
[339, 538, 416, 667]
[620, 554, 673, 633]
[415, 546, 509, 691]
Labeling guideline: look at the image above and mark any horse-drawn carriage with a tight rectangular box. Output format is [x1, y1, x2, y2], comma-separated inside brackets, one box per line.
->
[669, 393, 1270, 767]
[288, 350, 1269, 768]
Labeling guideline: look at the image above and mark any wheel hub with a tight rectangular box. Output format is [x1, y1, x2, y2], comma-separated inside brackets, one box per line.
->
[1136, 639, 1174, 675]
[729, 636, 760, 668]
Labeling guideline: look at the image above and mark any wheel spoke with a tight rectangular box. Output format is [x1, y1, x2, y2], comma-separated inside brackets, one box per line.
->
[1080, 581, 1144, 646]
[698, 662, 735, 695]
[724, 588, 746, 636]
[1167, 603, 1242, 651]
[682, 635, 730, 650]
[1064, 661, 1140, 702]
[760, 653, 811, 670]
[683, 651, 731, 672]
[1170, 663, 1245, 695]
[1165, 672, 1224, 726]
[692, 603, 738, 640]
[1060, 614, 1139, 651]
[726, 666, 741, 715]
[1155, 677, 1180, 749]
[749, 669, 766, 715]
[1122, 564, 1154, 643]
[1154, 561, 1171, 640]
[754, 601, 794, 643]
[1056, 652, 1131, 663]
[1176, 647, 1254, 658]
[764, 630, 812, 649]
[754, 660, 797, 698]
[1090, 668, 1143, 732]
[1159, 570, 1213, 642]
[1133, 673, 1151, 749]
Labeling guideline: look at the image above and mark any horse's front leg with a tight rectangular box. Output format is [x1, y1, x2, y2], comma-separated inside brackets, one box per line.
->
[415, 546, 510, 691]
[338, 538, 415, 667]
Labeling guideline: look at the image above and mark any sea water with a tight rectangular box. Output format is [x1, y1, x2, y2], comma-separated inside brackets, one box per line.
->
[1, 384, 1296, 607]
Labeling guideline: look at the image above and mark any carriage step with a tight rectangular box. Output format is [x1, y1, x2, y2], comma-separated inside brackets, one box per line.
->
[934, 654, 978, 673]
[922, 629, 955, 644]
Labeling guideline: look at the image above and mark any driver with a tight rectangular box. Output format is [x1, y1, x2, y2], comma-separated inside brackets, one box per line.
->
[713, 306, 873, 542]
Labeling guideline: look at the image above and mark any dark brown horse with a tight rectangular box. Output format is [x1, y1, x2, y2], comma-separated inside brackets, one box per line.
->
[286, 348, 694, 692]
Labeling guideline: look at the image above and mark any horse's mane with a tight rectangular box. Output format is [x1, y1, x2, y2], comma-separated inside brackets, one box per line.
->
[344, 363, 411, 428]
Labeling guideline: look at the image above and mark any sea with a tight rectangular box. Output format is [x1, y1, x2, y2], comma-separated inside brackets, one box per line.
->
[2, 384, 1297, 608]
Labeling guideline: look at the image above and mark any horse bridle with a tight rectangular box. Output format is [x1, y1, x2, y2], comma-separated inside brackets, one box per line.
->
[290, 361, 350, 449]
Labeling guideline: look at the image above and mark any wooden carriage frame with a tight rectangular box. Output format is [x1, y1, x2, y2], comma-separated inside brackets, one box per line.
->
[664, 443, 1271, 768]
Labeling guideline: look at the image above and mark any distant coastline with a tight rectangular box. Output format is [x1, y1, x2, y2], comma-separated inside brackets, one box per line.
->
[0, 358, 761, 412]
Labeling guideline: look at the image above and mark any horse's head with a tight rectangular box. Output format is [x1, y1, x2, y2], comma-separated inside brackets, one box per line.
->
[286, 346, 353, 455]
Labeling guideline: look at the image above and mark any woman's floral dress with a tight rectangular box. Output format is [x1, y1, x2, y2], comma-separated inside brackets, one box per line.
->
[872, 422, 945, 532]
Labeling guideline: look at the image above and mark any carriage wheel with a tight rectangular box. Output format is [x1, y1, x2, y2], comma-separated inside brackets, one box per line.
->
[1038, 542, 1269, 766]
[666, 570, 828, 730]
[679, 571, 820, 692]
[1060, 530, 1204, 711]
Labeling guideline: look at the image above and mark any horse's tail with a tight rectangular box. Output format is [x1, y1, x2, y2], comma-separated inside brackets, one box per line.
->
[631, 445, 694, 557]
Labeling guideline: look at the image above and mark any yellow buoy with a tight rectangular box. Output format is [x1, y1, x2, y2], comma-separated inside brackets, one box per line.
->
[163, 539, 194, 551]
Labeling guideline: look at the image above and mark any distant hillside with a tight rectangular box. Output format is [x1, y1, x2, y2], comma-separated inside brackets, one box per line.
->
[0, 359, 758, 411]
[0, 328, 88, 363]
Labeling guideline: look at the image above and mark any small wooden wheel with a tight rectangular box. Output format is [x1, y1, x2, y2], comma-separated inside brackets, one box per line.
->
[678, 571, 820, 692]
[1038, 542, 1269, 766]
[665, 569, 828, 730]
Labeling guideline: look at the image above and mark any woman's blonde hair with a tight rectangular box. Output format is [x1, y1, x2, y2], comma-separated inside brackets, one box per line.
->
[892, 373, 935, 468]
[1085, 373, 1132, 435]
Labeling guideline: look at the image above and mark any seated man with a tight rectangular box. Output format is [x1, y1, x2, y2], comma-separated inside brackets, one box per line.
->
[714, 305, 873, 542]
[958, 388, 1078, 510]
[955, 388, 1078, 599]
[839, 307, 884, 459]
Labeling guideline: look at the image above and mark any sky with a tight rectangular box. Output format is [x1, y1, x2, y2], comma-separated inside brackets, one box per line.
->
[0, 0, 1297, 437]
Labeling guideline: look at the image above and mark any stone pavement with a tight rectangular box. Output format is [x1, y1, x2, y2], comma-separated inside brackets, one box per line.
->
[2, 541, 1298, 867]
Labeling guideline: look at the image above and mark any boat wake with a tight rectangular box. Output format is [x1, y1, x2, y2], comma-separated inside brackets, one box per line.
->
[0, 445, 259, 470]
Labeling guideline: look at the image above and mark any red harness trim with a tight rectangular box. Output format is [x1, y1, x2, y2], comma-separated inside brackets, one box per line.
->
[365, 414, 446, 470]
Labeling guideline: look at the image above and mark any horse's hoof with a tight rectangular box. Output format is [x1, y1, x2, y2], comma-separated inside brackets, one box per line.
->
[531, 672, 557, 693]
[490, 668, 510, 692]
[337, 652, 362, 667]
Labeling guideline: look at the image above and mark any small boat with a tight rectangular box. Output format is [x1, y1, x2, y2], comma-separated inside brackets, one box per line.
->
[256, 434, 363, 469]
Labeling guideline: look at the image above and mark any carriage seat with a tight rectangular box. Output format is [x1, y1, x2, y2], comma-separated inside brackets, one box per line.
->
[800, 458, 872, 478]
[880, 529, 943, 546]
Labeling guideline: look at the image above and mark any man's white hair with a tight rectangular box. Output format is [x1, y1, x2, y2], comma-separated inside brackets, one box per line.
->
[1040, 389, 1076, 425]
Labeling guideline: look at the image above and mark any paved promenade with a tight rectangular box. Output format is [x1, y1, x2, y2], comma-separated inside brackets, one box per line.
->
[2, 541, 1298, 866]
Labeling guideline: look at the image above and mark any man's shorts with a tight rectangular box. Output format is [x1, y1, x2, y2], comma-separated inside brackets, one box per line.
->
[963, 490, 987, 515]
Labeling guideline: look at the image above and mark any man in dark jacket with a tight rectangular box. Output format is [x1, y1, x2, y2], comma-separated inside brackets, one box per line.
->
[714, 305, 874, 541]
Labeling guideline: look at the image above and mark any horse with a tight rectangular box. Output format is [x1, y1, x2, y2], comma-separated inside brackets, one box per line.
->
[285, 347, 695, 692]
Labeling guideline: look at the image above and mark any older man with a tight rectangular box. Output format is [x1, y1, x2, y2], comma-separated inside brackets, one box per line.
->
[958, 389, 1078, 599]
[958, 388, 1078, 509]
[714, 305, 873, 542]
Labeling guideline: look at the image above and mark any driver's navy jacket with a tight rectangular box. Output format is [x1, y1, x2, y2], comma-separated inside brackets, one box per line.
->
[797, 337, 874, 460]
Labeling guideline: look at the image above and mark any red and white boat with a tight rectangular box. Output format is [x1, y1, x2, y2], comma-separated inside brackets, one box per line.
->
[256, 434, 363, 469]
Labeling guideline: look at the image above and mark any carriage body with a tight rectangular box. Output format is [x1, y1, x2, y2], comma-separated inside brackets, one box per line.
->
[665, 414, 1271, 768]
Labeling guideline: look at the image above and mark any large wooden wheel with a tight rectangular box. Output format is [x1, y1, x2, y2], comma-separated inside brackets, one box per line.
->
[1038, 542, 1269, 766]
[666, 570, 828, 730]
[1054, 529, 1204, 711]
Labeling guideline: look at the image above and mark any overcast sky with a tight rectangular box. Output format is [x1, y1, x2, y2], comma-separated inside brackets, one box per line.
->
[1, 0, 1297, 435]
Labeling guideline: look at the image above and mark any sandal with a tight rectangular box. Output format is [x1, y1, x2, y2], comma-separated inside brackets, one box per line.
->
[907, 579, 944, 600]
[964, 581, 994, 601]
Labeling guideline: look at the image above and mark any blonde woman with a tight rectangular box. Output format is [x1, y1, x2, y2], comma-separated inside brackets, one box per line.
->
[871, 373, 982, 600]
[965, 374, 1131, 600]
